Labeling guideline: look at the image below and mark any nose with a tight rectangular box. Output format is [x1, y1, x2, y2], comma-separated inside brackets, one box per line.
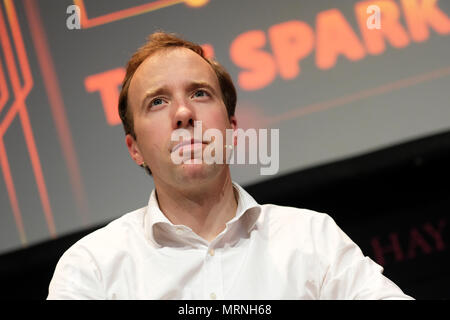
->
[172, 99, 195, 129]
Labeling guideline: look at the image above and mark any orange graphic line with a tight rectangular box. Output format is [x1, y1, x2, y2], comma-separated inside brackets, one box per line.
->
[1, 0, 57, 238]
[5, 0, 32, 89]
[0, 2, 28, 244]
[19, 103, 57, 237]
[266, 66, 450, 126]
[0, 57, 8, 113]
[0, 5, 22, 96]
[74, 0, 183, 29]
[0, 1, 32, 133]
[0, 96, 20, 134]
[5, 0, 57, 238]
[0, 138, 27, 245]
[24, 0, 90, 226]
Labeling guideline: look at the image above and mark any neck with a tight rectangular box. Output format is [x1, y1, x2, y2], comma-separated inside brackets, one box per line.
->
[154, 169, 238, 242]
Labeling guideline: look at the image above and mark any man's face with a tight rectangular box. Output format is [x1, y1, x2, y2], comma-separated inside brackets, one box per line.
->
[126, 48, 236, 186]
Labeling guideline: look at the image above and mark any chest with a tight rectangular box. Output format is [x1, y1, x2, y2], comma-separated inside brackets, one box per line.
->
[103, 236, 321, 299]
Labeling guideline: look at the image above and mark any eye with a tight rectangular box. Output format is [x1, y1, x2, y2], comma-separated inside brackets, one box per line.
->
[149, 98, 165, 108]
[193, 90, 209, 98]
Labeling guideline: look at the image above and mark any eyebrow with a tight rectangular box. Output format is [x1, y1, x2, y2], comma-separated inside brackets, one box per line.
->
[140, 86, 169, 112]
[140, 81, 218, 111]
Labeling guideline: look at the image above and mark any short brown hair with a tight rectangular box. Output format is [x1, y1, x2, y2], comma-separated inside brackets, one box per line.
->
[118, 31, 237, 139]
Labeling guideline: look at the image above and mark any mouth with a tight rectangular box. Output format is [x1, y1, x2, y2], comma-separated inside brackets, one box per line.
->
[171, 138, 208, 153]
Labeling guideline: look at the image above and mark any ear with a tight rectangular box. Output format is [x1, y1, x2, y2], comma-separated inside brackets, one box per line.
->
[125, 134, 144, 166]
[229, 115, 238, 146]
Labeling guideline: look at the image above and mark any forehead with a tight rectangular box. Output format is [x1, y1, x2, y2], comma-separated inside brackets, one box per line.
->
[129, 47, 219, 99]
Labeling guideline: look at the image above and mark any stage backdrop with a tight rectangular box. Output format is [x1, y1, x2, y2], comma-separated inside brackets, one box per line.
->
[0, 0, 449, 254]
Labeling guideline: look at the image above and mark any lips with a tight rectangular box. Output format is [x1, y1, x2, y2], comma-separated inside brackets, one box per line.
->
[171, 138, 207, 153]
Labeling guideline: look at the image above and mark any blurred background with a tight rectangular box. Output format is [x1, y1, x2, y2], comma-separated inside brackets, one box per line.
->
[0, 0, 449, 299]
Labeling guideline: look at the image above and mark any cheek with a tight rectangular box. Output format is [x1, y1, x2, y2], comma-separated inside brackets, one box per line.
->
[135, 119, 166, 152]
[203, 106, 231, 129]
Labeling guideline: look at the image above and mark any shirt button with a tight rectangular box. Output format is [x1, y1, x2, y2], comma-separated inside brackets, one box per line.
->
[210, 292, 216, 300]
[208, 248, 215, 256]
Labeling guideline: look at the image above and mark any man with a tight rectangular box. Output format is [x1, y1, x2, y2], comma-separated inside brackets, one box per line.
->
[47, 32, 413, 300]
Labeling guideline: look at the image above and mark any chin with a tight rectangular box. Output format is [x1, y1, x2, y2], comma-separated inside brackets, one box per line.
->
[177, 162, 220, 182]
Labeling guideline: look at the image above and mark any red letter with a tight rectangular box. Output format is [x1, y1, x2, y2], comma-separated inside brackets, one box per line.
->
[371, 232, 404, 266]
[355, 0, 410, 55]
[401, 0, 450, 42]
[268, 20, 314, 79]
[423, 218, 446, 251]
[407, 228, 433, 259]
[84, 68, 125, 126]
[230, 30, 277, 91]
[315, 9, 366, 69]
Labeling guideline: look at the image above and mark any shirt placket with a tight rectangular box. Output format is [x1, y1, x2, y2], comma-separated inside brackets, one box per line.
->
[203, 244, 224, 300]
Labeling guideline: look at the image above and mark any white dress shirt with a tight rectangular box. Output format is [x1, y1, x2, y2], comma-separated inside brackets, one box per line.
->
[47, 182, 413, 300]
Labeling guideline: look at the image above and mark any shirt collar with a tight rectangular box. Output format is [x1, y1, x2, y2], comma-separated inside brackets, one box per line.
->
[143, 182, 261, 247]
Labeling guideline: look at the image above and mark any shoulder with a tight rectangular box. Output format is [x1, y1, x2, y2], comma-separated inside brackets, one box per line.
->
[259, 203, 337, 233]
[258, 204, 352, 251]
[47, 207, 148, 299]
[60, 206, 148, 265]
